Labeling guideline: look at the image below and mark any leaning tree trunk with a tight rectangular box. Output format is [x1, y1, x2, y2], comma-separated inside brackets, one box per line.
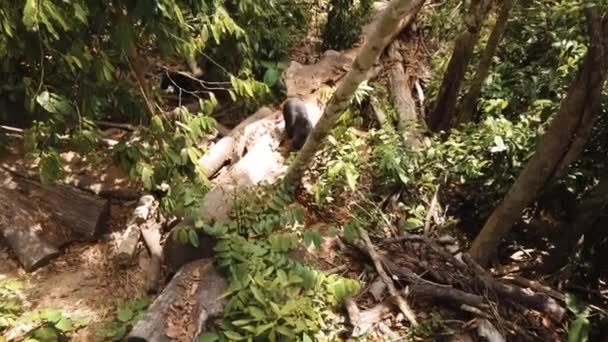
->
[457, 0, 516, 125]
[468, 11, 608, 266]
[284, 0, 423, 186]
[427, 0, 492, 132]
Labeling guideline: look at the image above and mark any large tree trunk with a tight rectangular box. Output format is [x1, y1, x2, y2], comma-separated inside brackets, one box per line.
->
[427, 0, 492, 132]
[468, 12, 608, 266]
[385, 0, 425, 136]
[387, 39, 427, 144]
[284, 0, 423, 186]
[0, 167, 110, 271]
[457, 0, 516, 125]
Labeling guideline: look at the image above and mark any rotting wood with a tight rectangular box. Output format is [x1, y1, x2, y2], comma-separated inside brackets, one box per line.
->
[344, 297, 363, 336]
[350, 300, 394, 337]
[360, 230, 418, 326]
[115, 194, 156, 266]
[126, 259, 227, 342]
[141, 222, 163, 294]
[476, 318, 506, 342]
[164, 131, 285, 273]
[389, 233, 566, 321]
[423, 187, 440, 235]
[197, 107, 275, 178]
[462, 254, 566, 322]
[368, 96, 389, 127]
[0, 167, 109, 271]
[387, 41, 419, 136]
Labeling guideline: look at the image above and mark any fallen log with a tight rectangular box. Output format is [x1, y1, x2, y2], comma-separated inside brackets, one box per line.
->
[141, 222, 163, 294]
[115, 194, 157, 266]
[164, 131, 285, 273]
[197, 107, 275, 178]
[462, 254, 566, 322]
[126, 259, 227, 342]
[0, 167, 110, 271]
[150, 4, 401, 335]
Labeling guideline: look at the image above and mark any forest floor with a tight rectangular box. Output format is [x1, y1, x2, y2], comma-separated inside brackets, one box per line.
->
[0, 201, 145, 341]
[3, 6, 606, 342]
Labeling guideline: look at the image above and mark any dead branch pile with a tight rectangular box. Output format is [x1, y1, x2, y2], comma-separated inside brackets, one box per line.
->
[341, 231, 567, 341]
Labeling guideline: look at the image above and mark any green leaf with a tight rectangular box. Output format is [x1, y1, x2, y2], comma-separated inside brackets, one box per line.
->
[247, 306, 266, 320]
[42, 1, 69, 32]
[568, 310, 590, 342]
[71, 316, 90, 328]
[275, 325, 295, 338]
[30, 325, 59, 341]
[39, 308, 62, 323]
[36, 91, 73, 117]
[54, 317, 74, 332]
[263, 68, 280, 87]
[345, 168, 358, 191]
[303, 230, 323, 248]
[403, 218, 423, 231]
[199, 332, 220, 342]
[222, 330, 245, 340]
[23, 0, 40, 29]
[188, 229, 200, 247]
[249, 286, 265, 305]
[187, 147, 200, 165]
[344, 224, 360, 242]
[178, 228, 189, 244]
[140, 164, 154, 190]
[73, 3, 88, 24]
[117, 307, 134, 322]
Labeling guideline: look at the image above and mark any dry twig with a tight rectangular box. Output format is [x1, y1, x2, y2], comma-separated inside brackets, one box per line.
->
[360, 229, 418, 326]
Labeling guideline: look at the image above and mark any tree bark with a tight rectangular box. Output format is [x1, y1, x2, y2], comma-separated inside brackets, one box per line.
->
[141, 223, 163, 294]
[197, 107, 274, 178]
[469, 12, 608, 265]
[115, 195, 156, 266]
[284, 0, 423, 186]
[387, 41, 424, 142]
[164, 131, 285, 273]
[126, 259, 227, 342]
[0, 167, 110, 271]
[428, 0, 493, 132]
[457, 0, 516, 125]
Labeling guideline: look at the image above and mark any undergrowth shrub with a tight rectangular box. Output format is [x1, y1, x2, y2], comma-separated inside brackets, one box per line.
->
[0, 278, 90, 341]
[371, 111, 545, 231]
[322, 0, 373, 50]
[197, 184, 361, 341]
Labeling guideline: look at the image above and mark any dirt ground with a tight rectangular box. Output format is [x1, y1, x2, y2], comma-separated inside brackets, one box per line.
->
[0, 202, 153, 341]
